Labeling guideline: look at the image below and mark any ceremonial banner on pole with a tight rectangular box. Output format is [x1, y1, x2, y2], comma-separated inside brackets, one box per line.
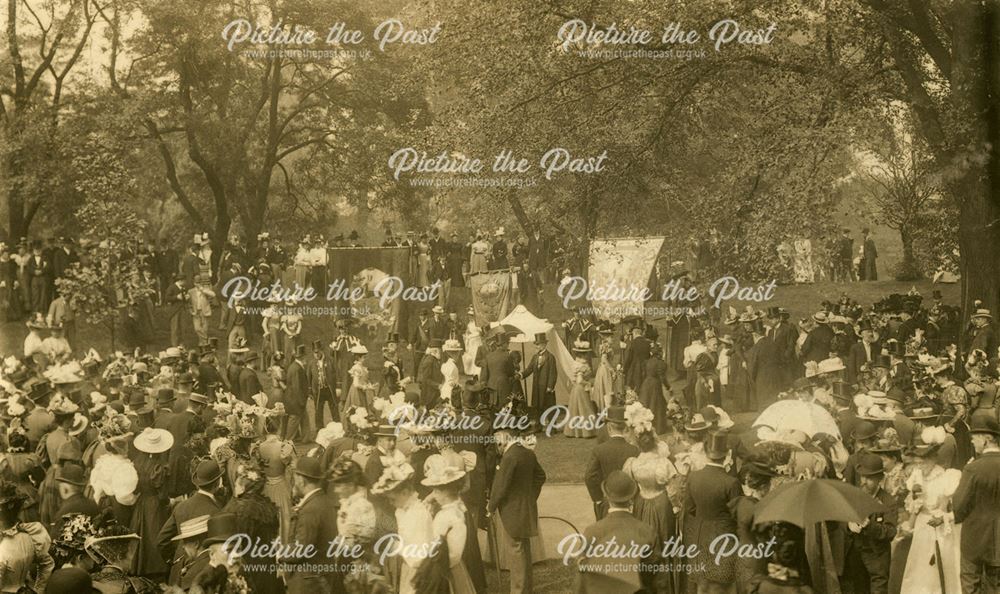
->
[327, 247, 412, 334]
[587, 237, 665, 322]
[469, 270, 512, 326]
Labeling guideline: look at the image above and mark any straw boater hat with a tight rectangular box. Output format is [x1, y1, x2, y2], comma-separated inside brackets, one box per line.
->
[812, 312, 830, 324]
[171, 514, 210, 542]
[349, 344, 369, 355]
[572, 340, 591, 354]
[684, 413, 711, 433]
[442, 339, 463, 352]
[133, 427, 174, 454]
[432, 305, 445, 314]
[972, 308, 993, 320]
[907, 406, 939, 422]
[420, 454, 467, 487]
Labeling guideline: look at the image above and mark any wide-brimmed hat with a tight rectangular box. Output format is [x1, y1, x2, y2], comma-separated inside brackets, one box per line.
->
[133, 427, 174, 454]
[55, 463, 88, 486]
[972, 308, 993, 320]
[370, 462, 415, 495]
[294, 457, 325, 481]
[202, 512, 239, 546]
[349, 345, 369, 355]
[229, 337, 250, 354]
[442, 339, 463, 352]
[906, 406, 939, 422]
[68, 413, 88, 437]
[420, 454, 467, 487]
[191, 459, 224, 487]
[188, 392, 210, 406]
[817, 358, 846, 375]
[812, 312, 829, 324]
[431, 305, 445, 314]
[25, 313, 47, 329]
[329, 459, 364, 485]
[572, 340, 591, 353]
[909, 428, 946, 457]
[870, 435, 904, 454]
[171, 514, 211, 542]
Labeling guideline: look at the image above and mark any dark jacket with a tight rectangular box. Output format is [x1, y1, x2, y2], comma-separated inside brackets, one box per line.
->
[284, 489, 339, 583]
[416, 353, 444, 408]
[156, 491, 221, 561]
[954, 450, 1000, 566]
[488, 442, 545, 539]
[584, 436, 639, 503]
[480, 350, 516, 401]
[574, 509, 656, 594]
[801, 324, 835, 363]
[520, 348, 559, 410]
[846, 340, 880, 385]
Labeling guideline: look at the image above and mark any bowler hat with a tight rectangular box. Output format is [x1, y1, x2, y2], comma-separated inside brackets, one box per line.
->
[202, 512, 239, 545]
[44, 568, 100, 594]
[851, 421, 878, 442]
[55, 463, 88, 487]
[602, 470, 638, 503]
[606, 404, 627, 425]
[969, 411, 1000, 436]
[856, 453, 885, 477]
[191, 459, 224, 487]
[155, 388, 175, 407]
[294, 457, 326, 481]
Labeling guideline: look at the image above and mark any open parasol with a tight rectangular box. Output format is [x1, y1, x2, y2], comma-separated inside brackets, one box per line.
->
[485, 324, 521, 340]
[752, 400, 841, 440]
[753, 478, 884, 528]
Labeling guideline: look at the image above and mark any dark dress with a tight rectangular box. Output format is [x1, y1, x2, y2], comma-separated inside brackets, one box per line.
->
[223, 492, 284, 594]
[129, 453, 171, 578]
[638, 357, 671, 435]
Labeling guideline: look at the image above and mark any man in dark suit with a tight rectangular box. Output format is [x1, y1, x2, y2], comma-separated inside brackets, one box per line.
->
[836, 228, 855, 282]
[844, 454, 897, 594]
[417, 339, 444, 408]
[489, 427, 546, 594]
[285, 345, 311, 442]
[238, 352, 263, 402]
[527, 229, 549, 283]
[307, 340, 338, 426]
[847, 320, 880, 386]
[408, 309, 431, 377]
[519, 332, 558, 417]
[768, 307, 798, 389]
[862, 227, 878, 281]
[156, 460, 224, 582]
[427, 305, 451, 342]
[25, 241, 51, 314]
[53, 463, 99, 533]
[622, 327, 652, 390]
[328, 321, 362, 405]
[968, 309, 997, 358]
[684, 433, 741, 592]
[800, 312, 834, 363]
[152, 388, 180, 438]
[481, 336, 517, 407]
[584, 406, 638, 520]
[955, 412, 1000, 593]
[285, 458, 338, 594]
[574, 471, 657, 594]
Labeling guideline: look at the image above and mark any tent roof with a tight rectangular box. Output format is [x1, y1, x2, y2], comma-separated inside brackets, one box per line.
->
[498, 305, 554, 335]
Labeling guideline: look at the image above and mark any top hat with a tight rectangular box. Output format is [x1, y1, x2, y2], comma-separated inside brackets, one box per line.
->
[533, 332, 548, 344]
[705, 433, 730, 460]
[831, 381, 854, 402]
[312, 340, 323, 351]
[373, 424, 398, 438]
[294, 344, 307, 358]
[191, 459, 224, 487]
[427, 339, 443, 350]
[202, 512, 240, 546]
[871, 353, 891, 369]
[294, 457, 326, 481]
[855, 453, 885, 477]
[606, 404, 627, 425]
[765, 306, 781, 318]
[386, 332, 401, 344]
[602, 470, 638, 503]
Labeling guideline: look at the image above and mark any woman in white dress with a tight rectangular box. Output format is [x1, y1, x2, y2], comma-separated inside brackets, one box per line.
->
[900, 427, 962, 594]
[469, 233, 489, 274]
[440, 339, 463, 408]
[591, 332, 616, 410]
[793, 237, 815, 283]
[345, 345, 375, 410]
[564, 340, 598, 438]
[462, 306, 482, 377]
[420, 454, 477, 594]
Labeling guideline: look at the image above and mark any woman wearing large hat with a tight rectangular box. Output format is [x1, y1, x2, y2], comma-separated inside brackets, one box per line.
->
[130, 428, 173, 577]
[345, 344, 375, 410]
[564, 340, 598, 438]
[900, 426, 963, 594]
[0, 480, 52, 593]
[928, 357, 973, 467]
[418, 453, 479, 594]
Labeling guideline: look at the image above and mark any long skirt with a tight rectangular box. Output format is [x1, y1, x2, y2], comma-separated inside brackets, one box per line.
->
[634, 491, 675, 594]
[564, 382, 598, 438]
[637, 377, 671, 435]
[900, 514, 961, 594]
[262, 475, 293, 544]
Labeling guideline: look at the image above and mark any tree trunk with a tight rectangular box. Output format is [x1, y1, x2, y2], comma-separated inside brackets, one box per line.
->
[898, 226, 919, 278]
[5, 147, 27, 241]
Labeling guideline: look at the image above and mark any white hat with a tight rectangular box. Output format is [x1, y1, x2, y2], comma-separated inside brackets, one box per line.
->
[442, 339, 463, 352]
[133, 427, 174, 454]
[349, 345, 369, 355]
[420, 454, 467, 487]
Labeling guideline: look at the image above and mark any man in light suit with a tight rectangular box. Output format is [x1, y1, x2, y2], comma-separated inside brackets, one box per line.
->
[575, 471, 657, 594]
[584, 405, 638, 520]
[489, 426, 546, 594]
[519, 332, 559, 418]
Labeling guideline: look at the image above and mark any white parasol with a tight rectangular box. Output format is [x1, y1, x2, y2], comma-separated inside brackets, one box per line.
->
[752, 400, 842, 441]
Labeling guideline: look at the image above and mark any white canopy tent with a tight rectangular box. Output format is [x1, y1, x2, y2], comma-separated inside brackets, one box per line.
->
[495, 305, 575, 406]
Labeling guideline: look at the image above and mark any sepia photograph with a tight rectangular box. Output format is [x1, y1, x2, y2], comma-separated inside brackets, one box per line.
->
[0, 0, 998, 593]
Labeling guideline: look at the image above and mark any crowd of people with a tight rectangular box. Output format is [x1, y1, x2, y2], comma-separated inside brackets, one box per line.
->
[1, 228, 999, 594]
